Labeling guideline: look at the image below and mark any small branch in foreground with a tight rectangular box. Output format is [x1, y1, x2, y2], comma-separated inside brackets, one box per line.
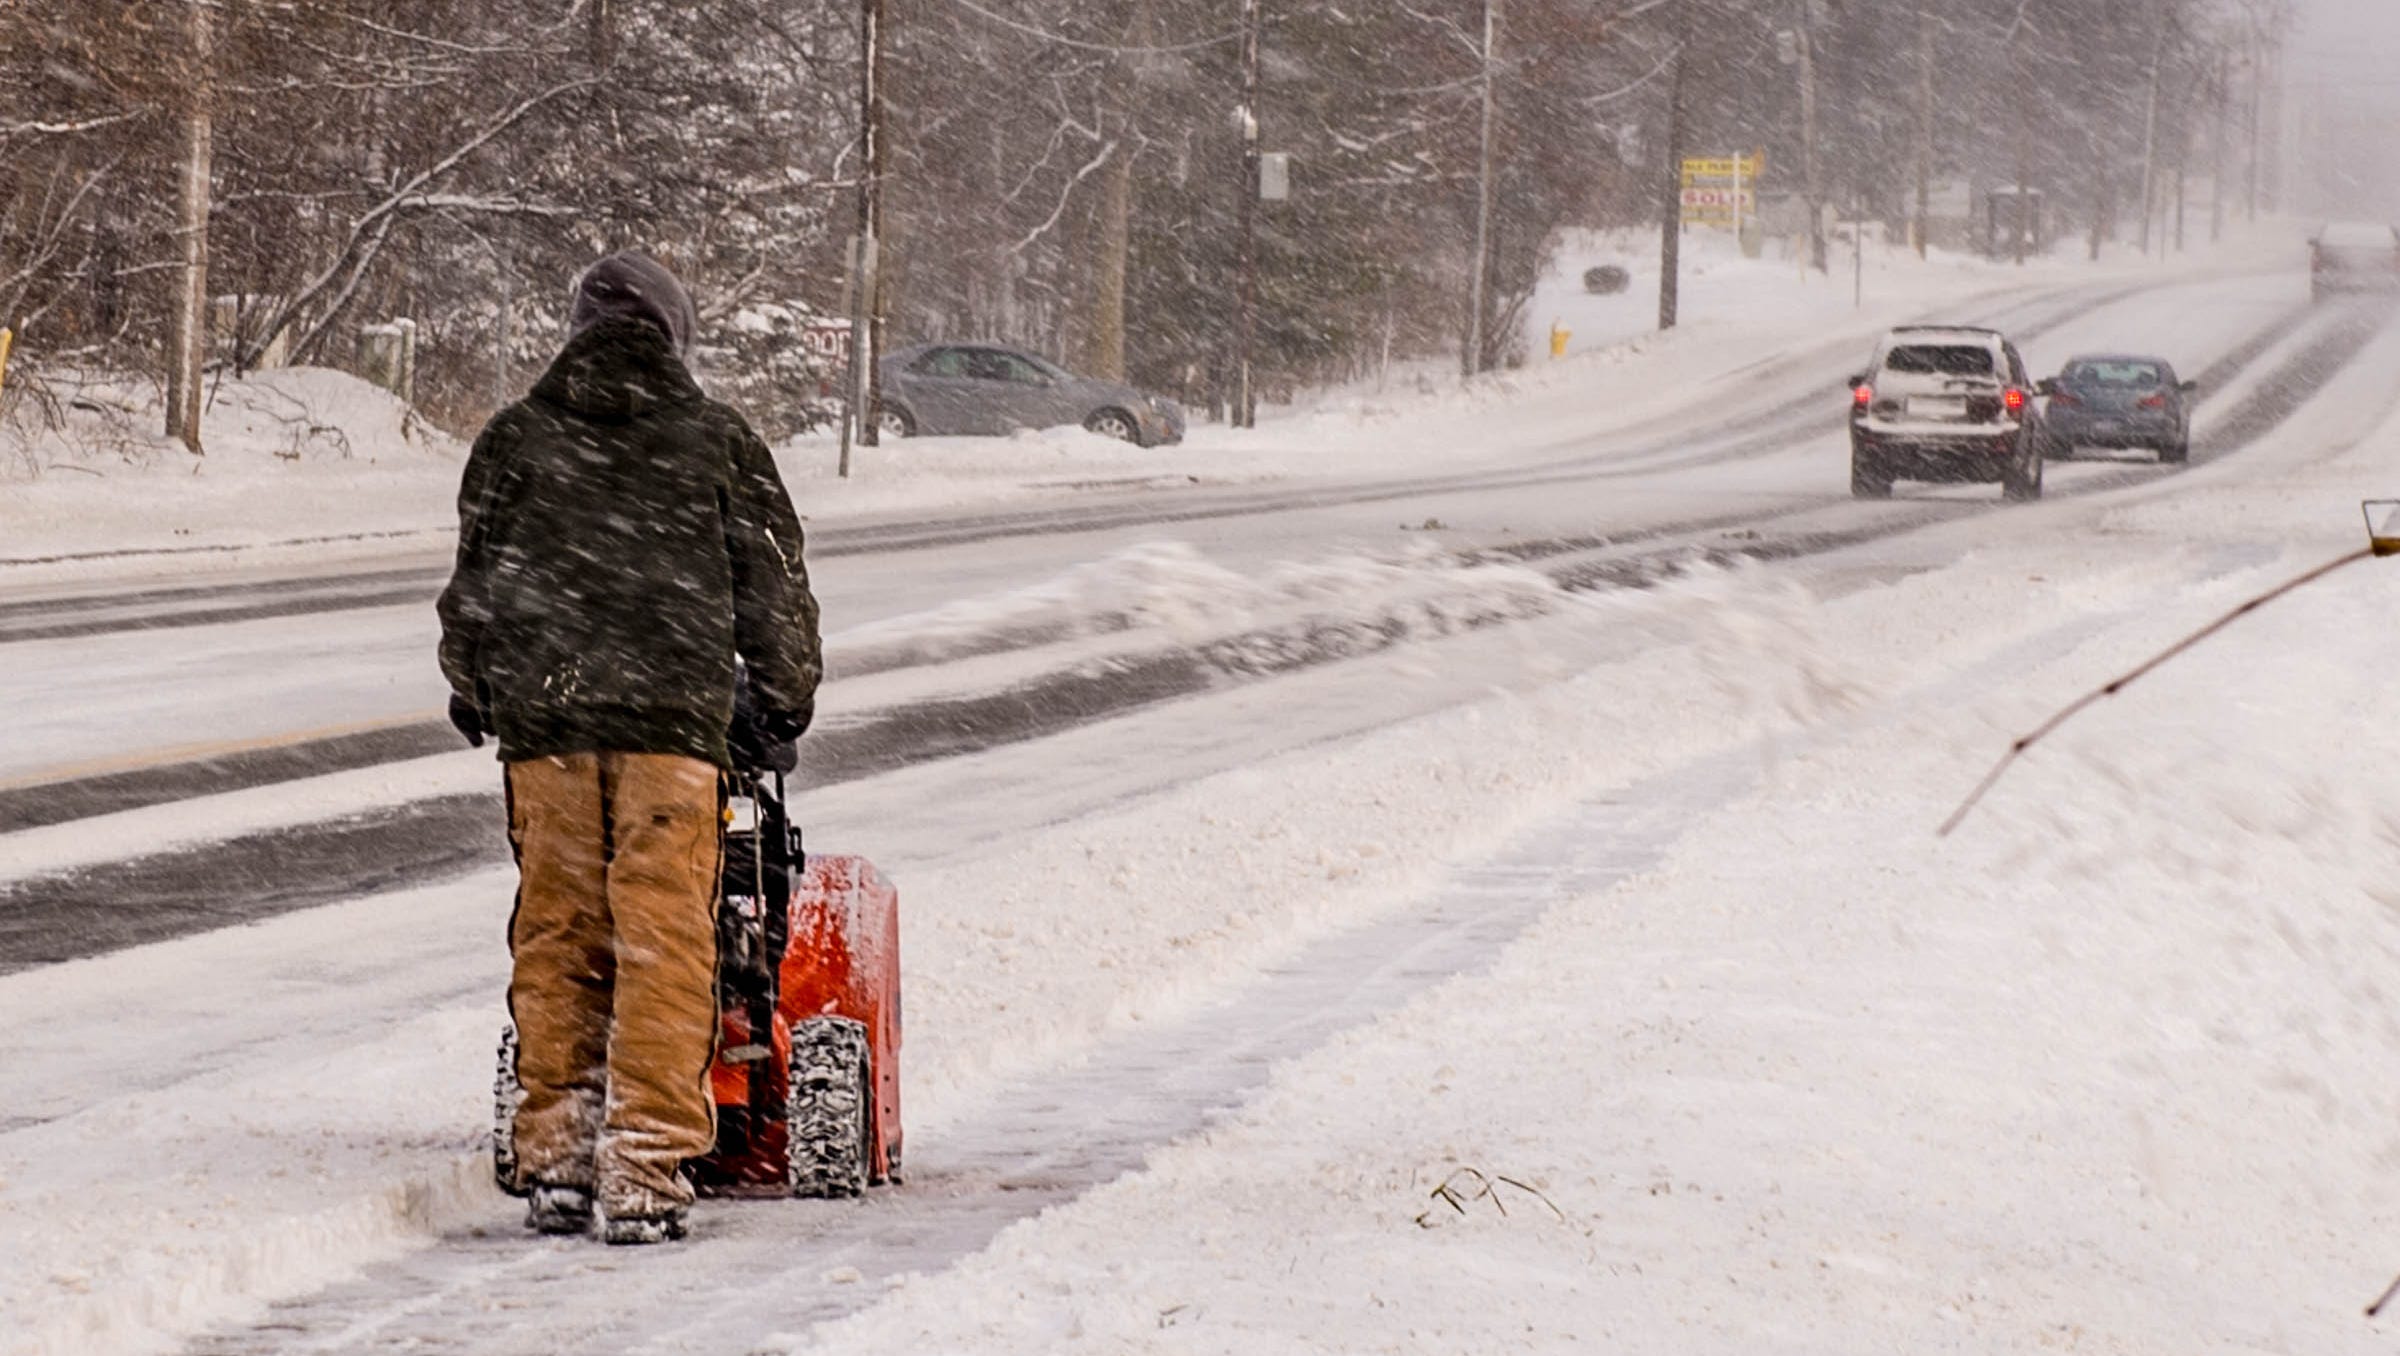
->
[1937, 547, 2375, 838]
[2368, 1270, 2400, 1318]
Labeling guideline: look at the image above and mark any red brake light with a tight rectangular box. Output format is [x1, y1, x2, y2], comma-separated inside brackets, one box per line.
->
[1853, 384, 1873, 408]
[2138, 392, 2167, 409]
[2003, 387, 2026, 413]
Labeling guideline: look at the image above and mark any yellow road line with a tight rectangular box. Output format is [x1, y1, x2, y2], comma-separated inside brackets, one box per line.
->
[0, 711, 444, 793]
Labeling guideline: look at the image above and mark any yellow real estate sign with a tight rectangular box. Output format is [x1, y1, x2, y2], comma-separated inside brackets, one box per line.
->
[1681, 153, 1766, 182]
[1679, 152, 1767, 228]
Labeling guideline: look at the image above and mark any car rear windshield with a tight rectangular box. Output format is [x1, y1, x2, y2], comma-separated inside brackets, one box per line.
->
[2318, 223, 2395, 249]
[2063, 360, 2164, 386]
[1882, 345, 1994, 376]
[2318, 244, 2395, 271]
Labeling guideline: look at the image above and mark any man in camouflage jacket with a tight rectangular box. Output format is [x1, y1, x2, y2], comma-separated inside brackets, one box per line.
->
[438, 251, 821, 1245]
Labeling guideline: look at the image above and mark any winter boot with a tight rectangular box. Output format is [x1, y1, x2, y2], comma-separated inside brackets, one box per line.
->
[600, 1209, 689, 1246]
[525, 1183, 595, 1236]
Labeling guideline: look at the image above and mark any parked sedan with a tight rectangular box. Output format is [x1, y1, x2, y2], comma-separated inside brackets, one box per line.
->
[876, 343, 1185, 447]
[2037, 355, 2195, 464]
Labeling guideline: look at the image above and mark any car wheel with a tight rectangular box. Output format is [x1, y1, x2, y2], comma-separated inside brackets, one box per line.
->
[1850, 452, 1892, 500]
[2002, 437, 2044, 502]
[878, 403, 918, 439]
[1085, 408, 1145, 446]
[2160, 437, 2189, 465]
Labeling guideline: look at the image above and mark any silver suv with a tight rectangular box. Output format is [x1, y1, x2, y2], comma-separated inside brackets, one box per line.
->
[1847, 326, 2045, 502]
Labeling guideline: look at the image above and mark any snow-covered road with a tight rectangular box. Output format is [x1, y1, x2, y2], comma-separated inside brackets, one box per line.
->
[7, 253, 2400, 1355]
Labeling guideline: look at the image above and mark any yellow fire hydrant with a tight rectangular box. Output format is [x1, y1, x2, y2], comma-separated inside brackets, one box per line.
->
[1549, 321, 1570, 359]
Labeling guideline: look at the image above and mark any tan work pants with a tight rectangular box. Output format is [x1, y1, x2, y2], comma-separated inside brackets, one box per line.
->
[505, 752, 722, 1218]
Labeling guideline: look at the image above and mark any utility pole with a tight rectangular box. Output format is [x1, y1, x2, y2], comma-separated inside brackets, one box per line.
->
[1796, 3, 1825, 272]
[1659, 31, 1688, 332]
[2243, 24, 2261, 222]
[2173, 96, 2190, 252]
[1850, 195, 1863, 309]
[1914, 6, 1934, 259]
[2137, 5, 2166, 256]
[839, 0, 887, 475]
[1463, 0, 1501, 377]
[165, 0, 214, 454]
[2262, 29, 2284, 213]
[2088, 119, 2108, 261]
[1231, 0, 1261, 428]
[858, 0, 886, 449]
[2211, 47, 2228, 242]
[2011, 37, 2031, 265]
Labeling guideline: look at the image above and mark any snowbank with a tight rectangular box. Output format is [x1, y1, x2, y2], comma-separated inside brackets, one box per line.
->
[0, 366, 464, 566]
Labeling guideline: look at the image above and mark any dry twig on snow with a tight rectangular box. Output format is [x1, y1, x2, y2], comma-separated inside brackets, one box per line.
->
[1414, 1166, 1567, 1228]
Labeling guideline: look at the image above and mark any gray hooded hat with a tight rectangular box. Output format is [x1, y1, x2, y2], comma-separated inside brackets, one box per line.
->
[568, 250, 699, 357]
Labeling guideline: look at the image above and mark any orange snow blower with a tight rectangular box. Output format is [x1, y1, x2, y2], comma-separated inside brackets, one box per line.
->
[493, 770, 902, 1199]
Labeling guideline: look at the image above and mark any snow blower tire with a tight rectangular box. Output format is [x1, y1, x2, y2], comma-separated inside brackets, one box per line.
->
[788, 1016, 873, 1199]
[493, 1023, 528, 1198]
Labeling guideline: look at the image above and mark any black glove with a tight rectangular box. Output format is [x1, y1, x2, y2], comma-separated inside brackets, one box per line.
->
[757, 703, 811, 744]
[729, 677, 808, 774]
[729, 707, 805, 775]
[448, 692, 489, 749]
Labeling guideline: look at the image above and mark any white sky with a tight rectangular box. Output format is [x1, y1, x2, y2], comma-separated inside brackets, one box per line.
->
[2291, 0, 2400, 101]
[2287, 0, 2400, 217]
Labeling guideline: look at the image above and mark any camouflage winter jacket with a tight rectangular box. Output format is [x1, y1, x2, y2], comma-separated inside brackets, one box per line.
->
[437, 318, 822, 769]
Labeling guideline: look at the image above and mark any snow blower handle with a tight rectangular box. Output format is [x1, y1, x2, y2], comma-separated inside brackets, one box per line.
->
[774, 770, 802, 868]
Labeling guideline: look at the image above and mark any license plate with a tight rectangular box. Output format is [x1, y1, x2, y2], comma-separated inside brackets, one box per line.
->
[1907, 396, 1967, 418]
[2091, 420, 2121, 435]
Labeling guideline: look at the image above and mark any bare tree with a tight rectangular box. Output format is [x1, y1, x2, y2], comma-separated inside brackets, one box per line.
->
[164, 0, 214, 452]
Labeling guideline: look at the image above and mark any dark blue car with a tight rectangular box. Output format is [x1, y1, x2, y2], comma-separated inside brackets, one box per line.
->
[2037, 355, 2196, 465]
